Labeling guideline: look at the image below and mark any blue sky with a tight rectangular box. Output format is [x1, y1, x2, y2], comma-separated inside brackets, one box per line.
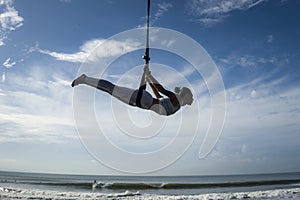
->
[0, 0, 300, 175]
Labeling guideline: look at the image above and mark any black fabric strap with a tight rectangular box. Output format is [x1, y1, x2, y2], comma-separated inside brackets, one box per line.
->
[137, 0, 150, 108]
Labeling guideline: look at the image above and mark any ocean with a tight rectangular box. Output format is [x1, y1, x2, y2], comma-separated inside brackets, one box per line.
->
[0, 171, 300, 199]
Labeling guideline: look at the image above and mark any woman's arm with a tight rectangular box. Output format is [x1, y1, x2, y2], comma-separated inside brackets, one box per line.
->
[148, 81, 163, 99]
[145, 68, 179, 106]
[146, 72, 172, 97]
[143, 64, 161, 98]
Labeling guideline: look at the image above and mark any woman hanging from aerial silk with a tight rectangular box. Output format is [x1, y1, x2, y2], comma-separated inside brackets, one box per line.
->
[71, 65, 193, 116]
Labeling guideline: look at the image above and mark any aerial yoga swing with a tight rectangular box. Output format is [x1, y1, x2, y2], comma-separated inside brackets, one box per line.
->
[71, 0, 193, 116]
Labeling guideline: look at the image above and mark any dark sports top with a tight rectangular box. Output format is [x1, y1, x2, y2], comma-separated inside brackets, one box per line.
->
[158, 98, 180, 116]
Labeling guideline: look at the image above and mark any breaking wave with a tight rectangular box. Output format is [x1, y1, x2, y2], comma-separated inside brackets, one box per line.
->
[2, 179, 299, 190]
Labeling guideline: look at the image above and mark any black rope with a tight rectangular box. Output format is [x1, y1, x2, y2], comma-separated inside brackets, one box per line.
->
[136, 0, 150, 108]
[142, 0, 150, 64]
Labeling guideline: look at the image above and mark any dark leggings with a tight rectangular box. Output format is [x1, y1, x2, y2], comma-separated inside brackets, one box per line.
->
[96, 79, 115, 95]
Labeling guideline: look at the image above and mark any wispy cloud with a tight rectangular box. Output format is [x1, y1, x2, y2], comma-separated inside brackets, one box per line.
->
[219, 54, 277, 68]
[225, 80, 300, 135]
[187, 0, 266, 26]
[0, 65, 75, 144]
[152, 2, 172, 24]
[156, 2, 172, 18]
[0, 0, 24, 46]
[138, 1, 173, 28]
[226, 66, 289, 101]
[212, 71, 300, 171]
[39, 49, 88, 63]
[38, 39, 142, 63]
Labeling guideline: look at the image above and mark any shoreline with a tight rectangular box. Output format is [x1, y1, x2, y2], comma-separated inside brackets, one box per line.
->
[1, 185, 300, 200]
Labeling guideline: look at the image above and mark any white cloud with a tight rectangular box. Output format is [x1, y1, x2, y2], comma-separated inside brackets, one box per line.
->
[219, 54, 278, 68]
[0, 65, 76, 144]
[220, 75, 300, 171]
[0, 0, 23, 30]
[138, 1, 173, 27]
[238, 56, 256, 67]
[227, 68, 288, 101]
[26, 42, 40, 54]
[39, 49, 88, 63]
[258, 56, 277, 64]
[187, 0, 266, 25]
[195, 17, 223, 25]
[39, 39, 142, 63]
[0, 113, 74, 143]
[154, 2, 172, 21]
[2, 57, 16, 68]
[0, 0, 24, 45]
[225, 84, 300, 135]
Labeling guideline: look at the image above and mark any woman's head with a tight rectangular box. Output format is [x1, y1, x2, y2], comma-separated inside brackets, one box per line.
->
[174, 87, 194, 106]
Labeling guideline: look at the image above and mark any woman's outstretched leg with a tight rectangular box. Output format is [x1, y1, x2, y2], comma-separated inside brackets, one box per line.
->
[71, 74, 115, 95]
[71, 74, 152, 108]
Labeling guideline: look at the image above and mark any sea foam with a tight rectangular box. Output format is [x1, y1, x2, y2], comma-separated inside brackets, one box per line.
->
[0, 186, 299, 200]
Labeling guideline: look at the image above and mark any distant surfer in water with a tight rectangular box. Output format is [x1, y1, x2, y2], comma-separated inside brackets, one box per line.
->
[71, 65, 193, 116]
[92, 180, 97, 192]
